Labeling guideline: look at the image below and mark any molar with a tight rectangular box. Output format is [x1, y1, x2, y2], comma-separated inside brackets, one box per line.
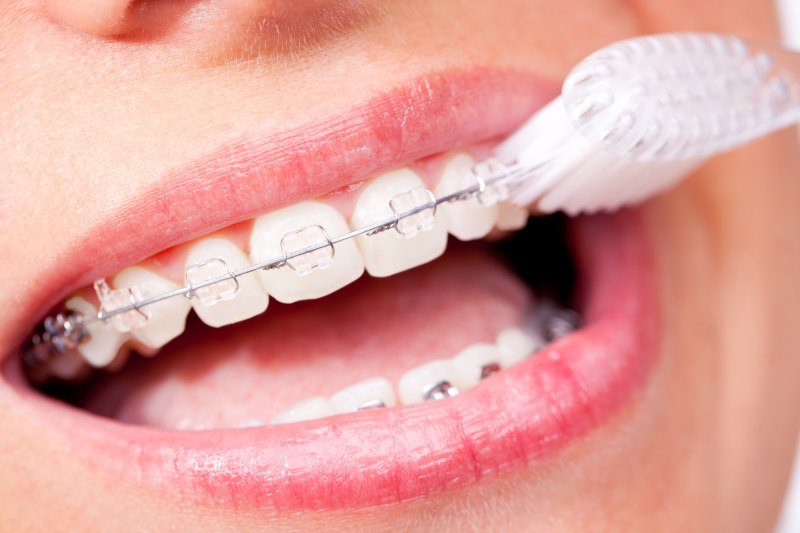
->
[398, 359, 461, 405]
[435, 154, 499, 241]
[496, 327, 543, 368]
[271, 397, 335, 424]
[65, 296, 128, 368]
[451, 343, 504, 390]
[329, 377, 396, 413]
[184, 238, 269, 327]
[350, 169, 448, 277]
[249, 201, 364, 303]
[112, 266, 192, 349]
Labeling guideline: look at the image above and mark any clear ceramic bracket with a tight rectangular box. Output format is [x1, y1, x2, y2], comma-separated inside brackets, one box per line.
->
[281, 224, 335, 276]
[94, 279, 149, 333]
[185, 258, 240, 307]
[389, 186, 437, 238]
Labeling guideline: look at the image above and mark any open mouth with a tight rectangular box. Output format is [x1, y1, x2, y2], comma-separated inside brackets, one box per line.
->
[2, 70, 659, 511]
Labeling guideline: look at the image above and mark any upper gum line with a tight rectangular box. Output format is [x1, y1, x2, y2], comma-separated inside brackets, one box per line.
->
[32, 146, 532, 376]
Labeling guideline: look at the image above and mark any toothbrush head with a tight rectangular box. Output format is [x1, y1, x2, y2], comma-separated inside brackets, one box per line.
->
[497, 33, 800, 214]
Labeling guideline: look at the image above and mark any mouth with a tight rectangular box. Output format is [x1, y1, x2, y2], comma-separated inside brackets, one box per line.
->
[2, 69, 659, 511]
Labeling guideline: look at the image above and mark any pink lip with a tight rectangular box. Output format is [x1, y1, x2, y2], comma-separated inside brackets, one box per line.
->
[4, 69, 556, 352]
[7, 210, 658, 510]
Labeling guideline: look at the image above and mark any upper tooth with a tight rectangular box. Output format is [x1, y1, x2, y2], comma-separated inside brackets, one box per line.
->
[435, 154, 499, 241]
[111, 267, 192, 349]
[329, 377, 396, 413]
[350, 169, 448, 277]
[185, 238, 269, 327]
[451, 344, 503, 390]
[495, 202, 529, 231]
[398, 359, 460, 404]
[271, 397, 335, 424]
[249, 201, 364, 303]
[65, 296, 128, 367]
[496, 327, 543, 367]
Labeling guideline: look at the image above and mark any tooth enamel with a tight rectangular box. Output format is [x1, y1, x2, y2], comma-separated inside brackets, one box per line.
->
[271, 397, 335, 424]
[249, 201, 364, 303]
[65, 296, 128, 368]
[451, 344, 504, 390]
[329, 377, 396, 413]
[185, 238, 269, 327]
[495, 202, 529, 231]
[47, 351, 89, 380]
[496, 327, 543, 368]
[435, 154, 499, 241]
[350, 169, 448, 277]
[398, 359, 460, 404]
[111, 267, 192, 349]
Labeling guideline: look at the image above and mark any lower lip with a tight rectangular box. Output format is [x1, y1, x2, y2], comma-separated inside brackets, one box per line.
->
[7, 210, 658, 511]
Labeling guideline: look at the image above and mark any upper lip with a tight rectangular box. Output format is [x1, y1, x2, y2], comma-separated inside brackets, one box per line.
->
[4, 68, 557, 355]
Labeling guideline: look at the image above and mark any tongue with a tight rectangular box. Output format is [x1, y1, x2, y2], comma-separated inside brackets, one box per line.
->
[83, 243, 532, 429]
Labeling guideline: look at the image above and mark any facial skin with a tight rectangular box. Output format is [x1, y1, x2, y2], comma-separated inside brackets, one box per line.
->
[1, 1, 799, 531]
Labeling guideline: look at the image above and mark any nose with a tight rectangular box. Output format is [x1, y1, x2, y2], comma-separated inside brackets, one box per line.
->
[42, 0, 378, 58]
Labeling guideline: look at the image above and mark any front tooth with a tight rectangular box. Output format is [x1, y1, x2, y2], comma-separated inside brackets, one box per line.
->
[271, 397, 335, 424]
[65, 296, 128, 367]
[495, 203, 529, 231]
[111, 267, 192, 349]
[329, 377, 396, 413]
[250, 201, 365, 303]
[496, 327, 544, 368]
[451, 344, 504, 390]
[398, 359, 460, 405]
[435, 154, 499, 241]
[350, 169, 448, 277]
[184, 238, 269, 327]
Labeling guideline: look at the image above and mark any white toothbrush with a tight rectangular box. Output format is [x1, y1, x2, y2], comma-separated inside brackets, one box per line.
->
[495, 32, 800, 215]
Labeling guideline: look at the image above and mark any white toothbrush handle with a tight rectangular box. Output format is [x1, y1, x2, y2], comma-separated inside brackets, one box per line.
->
[497, 33, 800, 213]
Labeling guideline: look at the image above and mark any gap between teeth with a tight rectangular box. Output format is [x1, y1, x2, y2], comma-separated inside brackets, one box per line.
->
[50, 151, 529, 372]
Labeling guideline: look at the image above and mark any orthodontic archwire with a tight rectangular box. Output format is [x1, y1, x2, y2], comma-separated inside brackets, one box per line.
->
[25, 32, 800, 371]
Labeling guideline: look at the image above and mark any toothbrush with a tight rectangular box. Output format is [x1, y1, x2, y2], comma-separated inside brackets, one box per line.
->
[496, 32, 800, 214]
[23, 32, 800, 369]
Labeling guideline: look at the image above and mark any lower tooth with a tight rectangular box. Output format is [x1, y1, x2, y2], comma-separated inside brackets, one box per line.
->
[329, 377, 396, 413]
[111, 267, 192, 349]
[398, 360, 460, 405]
[185, 238, 269, 327]
[65, 297, 129, 368]
[271, 397, 335, 424]
[451, 344, 504, 390]
[46, 351, 89, 381]
[496, 327, 543, 368]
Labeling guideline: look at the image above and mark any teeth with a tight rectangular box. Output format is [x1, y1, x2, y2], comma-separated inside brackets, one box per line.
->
[435, 154, 499, 241]
[495, 202, 529, 231]
[65, 296, 128, 367]
[47, 351, 89, 380]
[111, 267, 192, 349]
[271, 397, 335, 424]
[496, 327, 543, 368]
[350, 169, 448, 277]
[398, 359, 460, 405]
[329, 377, 396, 413]
[451, 344, 503, 390]
[184, 238, 269, 328]
[249, 201, 364, 303]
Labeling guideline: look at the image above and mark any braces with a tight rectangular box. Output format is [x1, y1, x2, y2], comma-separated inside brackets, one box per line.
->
[24, 157, 538, 370]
